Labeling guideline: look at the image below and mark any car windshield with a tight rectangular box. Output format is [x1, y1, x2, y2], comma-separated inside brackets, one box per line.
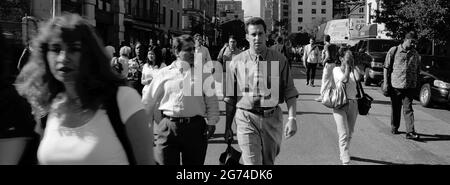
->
[368, 40, 398, 52]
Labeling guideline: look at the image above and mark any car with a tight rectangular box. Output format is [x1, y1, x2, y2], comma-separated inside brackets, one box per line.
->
[416, 55, 450, 107]
[350, 38, 400, 86]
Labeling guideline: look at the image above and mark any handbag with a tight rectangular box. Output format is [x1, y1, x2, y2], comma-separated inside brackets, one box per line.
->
[219, 133, 241, 166]
[321, 72, 348, 109]
[355, 73, 374, 115]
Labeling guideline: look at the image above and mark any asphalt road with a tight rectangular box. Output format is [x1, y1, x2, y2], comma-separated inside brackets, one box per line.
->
[204, 63, 450, 165]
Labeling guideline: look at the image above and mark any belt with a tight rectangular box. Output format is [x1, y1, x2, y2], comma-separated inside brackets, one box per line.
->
[238, 107, 278, 117]
[162, 114, 201, 124]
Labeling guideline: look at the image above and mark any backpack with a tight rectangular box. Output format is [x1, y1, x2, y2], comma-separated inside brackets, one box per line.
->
[381, 46, 398, 96]
[104, 86, 137, 165]
[307, 46, 318, 63]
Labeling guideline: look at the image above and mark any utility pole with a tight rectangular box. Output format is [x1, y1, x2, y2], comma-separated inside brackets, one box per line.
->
[52, 0, 56, 18]
[344, 0, 365, 40]
[203, 10, 206, 42]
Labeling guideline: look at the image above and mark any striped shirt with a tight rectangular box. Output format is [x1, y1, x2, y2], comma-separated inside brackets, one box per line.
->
[224, 48, 299, 109]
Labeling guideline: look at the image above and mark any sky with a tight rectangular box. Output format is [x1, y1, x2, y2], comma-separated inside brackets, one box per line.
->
[238, 0, 263, 19]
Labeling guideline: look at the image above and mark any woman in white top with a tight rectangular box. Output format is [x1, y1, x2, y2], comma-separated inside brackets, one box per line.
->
[141, 49, 167, 95]
[15, 14, 155, 165]
[142, 49, 166, 124]
[332, 48, 360, 165]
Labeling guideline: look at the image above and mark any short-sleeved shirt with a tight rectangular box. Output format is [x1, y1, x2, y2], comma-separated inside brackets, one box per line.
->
[218, 46, 242, 65]
[384, 45, 421, 89]
[127, 57, 146, 81]
[141, 60, 220, 125]
[224, 48, 299, 109]
[323, 43, 339, 64]
[38, 87, 144, 165]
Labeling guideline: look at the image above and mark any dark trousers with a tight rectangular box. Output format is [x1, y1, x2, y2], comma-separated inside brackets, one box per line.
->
[390, 88, 415, 133]
[306, 63, 318, 84]
[154, 116, 208, 165]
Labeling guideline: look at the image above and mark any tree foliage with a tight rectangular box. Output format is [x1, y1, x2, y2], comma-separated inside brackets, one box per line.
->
[375, 0, 450, 44]
[287, 32, 310, 47]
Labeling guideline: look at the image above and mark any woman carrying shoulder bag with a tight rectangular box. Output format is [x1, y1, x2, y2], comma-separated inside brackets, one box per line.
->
[332, 48, 360, 165]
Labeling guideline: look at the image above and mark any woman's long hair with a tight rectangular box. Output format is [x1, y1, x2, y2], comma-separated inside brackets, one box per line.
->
[15, 14, 125, 117]
[147, 48, 163, 68]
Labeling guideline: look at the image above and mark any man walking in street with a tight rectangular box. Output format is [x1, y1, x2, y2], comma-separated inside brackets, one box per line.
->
[194, 33, 212, 65]
[224, 17, 299, 165]
[302, 37, 320, 87]
[217, 35, 242, 70]
[383, 31, 421, 140]
[315, 35, 338, 102]
[271, 37, 287, 56]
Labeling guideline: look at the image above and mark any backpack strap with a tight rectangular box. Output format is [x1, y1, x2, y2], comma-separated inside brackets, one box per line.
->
[386, 46, 398, 85]
[105, 86, 137, 165]
[388, 46, 398, 71]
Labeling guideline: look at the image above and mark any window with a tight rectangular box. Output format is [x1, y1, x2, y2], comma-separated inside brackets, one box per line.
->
[321, 0, 326, 5]
[177, 12, 180, 28]
[283, 12, 289, 16]
[124, 0, 130, 14]
[312, 17, 316, 21]
[321, 9, 326, 14]
[298, 17, 303, 23]
[105, 0, 111, 12]
[359, 7, 364, 13]
[312, 0, 316, 5]
[138, 0, 143, 16]
[298, 26, 303, 31]
[322, 17, 326, 23]
[283, 5, 289, 10]
[188, 0, 194, 9]
[298, 0, 303, 5]
[162, 7, 166, 25]
[298, 9, 303, 14]
[170, 10, 173, 27]
[312, 9, 316, 14]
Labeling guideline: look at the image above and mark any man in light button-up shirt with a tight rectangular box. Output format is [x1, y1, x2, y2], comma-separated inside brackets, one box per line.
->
[142, 35, 219, 165]
[224, 18, 299, 165]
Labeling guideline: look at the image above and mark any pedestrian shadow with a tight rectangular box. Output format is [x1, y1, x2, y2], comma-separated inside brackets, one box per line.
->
[421, 104, 450, 111]
[281, 111, 332, 115]
[208, 134, 239, 144]
[350, 156, 427, 165]
[416, 133, 450, 142]
[371, 100, 392, 105]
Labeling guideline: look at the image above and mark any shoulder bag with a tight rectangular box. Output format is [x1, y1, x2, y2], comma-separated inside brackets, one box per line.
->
[354, 73, 374, 115]
[321, 70, 348, 109]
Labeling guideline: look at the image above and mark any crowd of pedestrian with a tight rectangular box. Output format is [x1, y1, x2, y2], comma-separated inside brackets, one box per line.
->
[0, 13, 424, 165]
